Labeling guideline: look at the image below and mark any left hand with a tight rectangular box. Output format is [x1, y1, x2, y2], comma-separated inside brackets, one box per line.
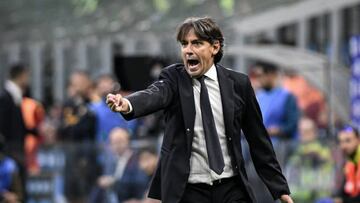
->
[280, 195, 293, 203]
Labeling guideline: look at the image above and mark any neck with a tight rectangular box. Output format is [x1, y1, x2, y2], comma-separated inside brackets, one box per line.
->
[11, 80, 22, 89]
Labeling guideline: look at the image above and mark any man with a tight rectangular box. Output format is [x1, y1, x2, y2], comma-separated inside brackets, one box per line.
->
[255, 62, 299, 166]
[90, 127, 148, 203]
[334, 126, 360, 203]
[59, 70, 97, 202]
[58, 70, 96, 141]
[285, 117, 333, 203]
[0, 64, 29, 201]
[124, 148, 160, 203]
[107, 17, 293, 203]
[255, 61, 299, 141]
[0, 64, 29, 162]
[89, 74, 132, 145]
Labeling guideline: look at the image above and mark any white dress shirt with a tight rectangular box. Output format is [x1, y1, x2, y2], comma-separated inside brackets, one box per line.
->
[5, 80, 23, 105]
[125, 64, 234, 185]
[188, 64, 234, 185]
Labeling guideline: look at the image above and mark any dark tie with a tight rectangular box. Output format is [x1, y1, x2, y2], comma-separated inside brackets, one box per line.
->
[197, 76, 225, 175]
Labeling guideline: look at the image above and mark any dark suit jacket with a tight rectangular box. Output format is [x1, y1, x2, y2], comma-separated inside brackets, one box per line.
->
[0, 89, 26, 162]
[123, 64, 290, 203]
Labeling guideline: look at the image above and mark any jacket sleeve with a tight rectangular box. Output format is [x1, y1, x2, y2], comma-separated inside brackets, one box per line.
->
[0, 93, 9, 139]
[241, 76, 290, 200]
[122, 67, 176, 120]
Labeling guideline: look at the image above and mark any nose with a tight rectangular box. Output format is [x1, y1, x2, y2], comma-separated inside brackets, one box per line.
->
[183, 44, 194, 56]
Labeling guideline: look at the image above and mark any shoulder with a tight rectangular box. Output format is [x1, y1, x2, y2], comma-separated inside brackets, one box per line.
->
[158, 63, 185, 81]
[217, 64, 250, 85]
[0, 89, 12, 104]
[218, 64, 248, 79]
[0, 89, 10, 99]
[278, 87, 296, 100]
[161, 63, 184, 74]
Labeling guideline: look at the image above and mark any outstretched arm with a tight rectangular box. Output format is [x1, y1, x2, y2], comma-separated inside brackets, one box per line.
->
[106, 67, 176, 120]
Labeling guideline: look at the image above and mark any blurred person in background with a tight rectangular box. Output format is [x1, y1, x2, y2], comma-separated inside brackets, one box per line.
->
[35, 120, 66, 203]
[282, 70, 328, 136]
[285, 117, 333, 203]
[90, 127, 148, 203]
[333, 126, 360, 203]
[59, 70, 99, 202]
[107, 17, 293, 203]
[255, 61, 300, 165]
[0, 63, 30, 201]
[89, 74, 131, 146]
[123, 148, 160, 203]
[21, 96, 45, 175]
[0, 136, 23, 203]
[58, 70, 96, 142]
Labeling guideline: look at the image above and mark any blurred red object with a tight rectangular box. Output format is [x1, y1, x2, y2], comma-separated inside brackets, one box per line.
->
[21, 97, 45, 174]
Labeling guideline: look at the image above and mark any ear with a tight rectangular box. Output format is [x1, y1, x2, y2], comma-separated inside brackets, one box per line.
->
[212, 40, 220, 55]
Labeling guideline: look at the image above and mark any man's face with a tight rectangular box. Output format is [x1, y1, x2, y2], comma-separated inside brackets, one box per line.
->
[110, 129, 129, 156]
[338, 130, 359, 156]
[69, 73, 91, 97]
[18, 71, 30, 92]
[180, 29, 220, 78]
[97, 77, 115, 98]
[258, 71, 277, 91]
[299, 119, 317, 143]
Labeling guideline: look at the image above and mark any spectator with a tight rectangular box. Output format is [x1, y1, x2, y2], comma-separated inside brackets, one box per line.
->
[0, 135, 23, 203]
[282, 71, 327, 130]
[21, 96, 45, 175]
[90, 127, 148, 203]
[59, 70, 98, 202]
[256, 61, 300, 141]
[255, 61, 300, 164]
[285, 117, 334, 203]
[244, 61, 300, 202]
[89, 74, 131, 145]
[36, 120, 66, 203]
[334, 125, 360, 203]
[124, 148, 160, 203]
[0, 63, 30, 200]
[58, 70, 96, 142]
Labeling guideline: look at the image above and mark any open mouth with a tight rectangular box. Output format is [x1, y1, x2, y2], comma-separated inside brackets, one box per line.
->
[187, 59, 200, 68]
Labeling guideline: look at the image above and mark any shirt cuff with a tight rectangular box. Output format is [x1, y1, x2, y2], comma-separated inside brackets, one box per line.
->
[122, 98, 133, 114]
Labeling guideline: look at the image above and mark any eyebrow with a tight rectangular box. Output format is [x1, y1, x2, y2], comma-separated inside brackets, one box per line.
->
[180, 39, 204, 44]
[191, 39, 203, 43]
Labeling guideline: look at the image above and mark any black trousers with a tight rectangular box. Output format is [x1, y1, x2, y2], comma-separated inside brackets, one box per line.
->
[180, 176, 250, 203]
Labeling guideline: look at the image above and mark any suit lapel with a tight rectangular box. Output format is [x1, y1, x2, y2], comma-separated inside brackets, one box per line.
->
[179, 68, 196, 151]
[216, 65, 234, 138]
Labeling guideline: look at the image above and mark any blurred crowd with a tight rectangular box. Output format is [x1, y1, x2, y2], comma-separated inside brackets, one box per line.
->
[0, 64, 161, 203]
[0, 61, 359, 203]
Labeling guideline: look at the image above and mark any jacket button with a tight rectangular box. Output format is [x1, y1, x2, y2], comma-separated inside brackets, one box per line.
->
[228, 137, 232, 141]
[186, 128, 190, 132]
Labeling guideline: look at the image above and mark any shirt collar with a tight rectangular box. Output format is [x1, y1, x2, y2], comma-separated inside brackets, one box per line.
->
[204, 64, 218, 81]
[5, 80, 23, 105]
